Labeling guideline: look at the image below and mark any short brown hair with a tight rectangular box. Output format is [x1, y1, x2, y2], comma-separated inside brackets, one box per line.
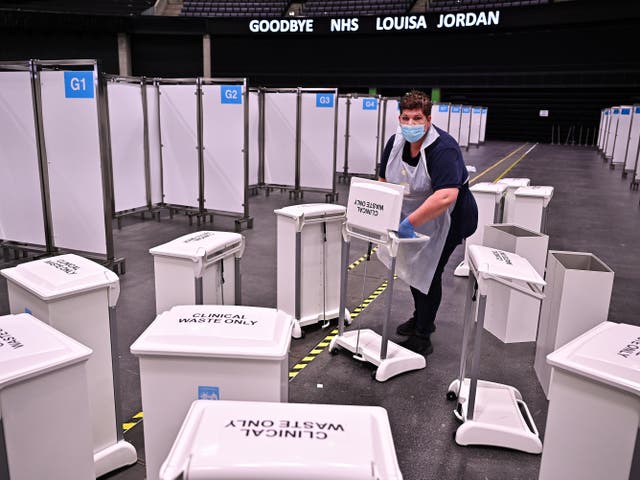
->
[400, 90, 432, 116]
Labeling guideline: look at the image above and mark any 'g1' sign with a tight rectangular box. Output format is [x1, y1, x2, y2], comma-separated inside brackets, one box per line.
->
[316, 93, 334, 108]
[362, 98, 378, 110]
[221, 85, 242, 104]
[64, 71, 94, 99]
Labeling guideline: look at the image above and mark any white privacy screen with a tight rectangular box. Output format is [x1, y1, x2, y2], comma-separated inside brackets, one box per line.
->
[605, 107, 619, 158]
[612, 106, 632, 166]
[431, 103, 450, 132]
[459, 106, 471, 147]
[448, 105, 462, 143]
[625, 107, 640, 171]
[248, 90, 260, 186]
[0, 71, 46, 246]
[299, 92, 336, 190]
[597, 110, 606, 150]
[600, 109, 610, 151]
[159, 84, 199, 208]
[336, 96, 348, 173]
[479, 107, 488, 142]
[470, 107, 482, 145]
[146, 85, 163, 205]
[201, 84, 245, 214]
[264, 91, 296, 186]
[347, 97, 379, 176]
[381, 98, 399, 147]
[40, 70, 107, 255]
[107, 82, 146, 213]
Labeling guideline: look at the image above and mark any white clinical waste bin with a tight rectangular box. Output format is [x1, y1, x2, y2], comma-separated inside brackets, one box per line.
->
[512, 185, 554, 233]
[0, 254, 137, 476]
[130, 304, 294, 480]
[482, 224, 549, 343]
[149, 230, 245, 314]
[160, 399, 403, 480]
[539, 321, 640, 480]
[0, 313, 94, 480]
[454, 182, 508, 277]
[274, 203, 346, 338]
[534, 251, 614, 397]
[496, 177, 530, 224]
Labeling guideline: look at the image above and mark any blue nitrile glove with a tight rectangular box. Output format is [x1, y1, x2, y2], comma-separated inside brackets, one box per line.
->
[398, 218, 417, 238]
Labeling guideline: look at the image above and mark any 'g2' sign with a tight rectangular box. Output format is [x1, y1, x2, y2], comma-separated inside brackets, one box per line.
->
[362, 98, 378, 110]
[316, 93, 334, 108]
[221, 85, 242, 104]
[64, 71, 94, 99]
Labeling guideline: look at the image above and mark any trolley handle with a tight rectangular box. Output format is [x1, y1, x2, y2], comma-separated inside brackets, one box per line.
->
[483, 274, 545, 300]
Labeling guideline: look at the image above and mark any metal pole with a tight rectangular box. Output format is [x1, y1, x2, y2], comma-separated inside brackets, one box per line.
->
[294, 87, 302, 196]
[380, 256, 396, 360]
[196, 78, 205, 213]
[337, 235, 350, 337]
[467, 293, 487, 421]
[141, 77, 152, 209]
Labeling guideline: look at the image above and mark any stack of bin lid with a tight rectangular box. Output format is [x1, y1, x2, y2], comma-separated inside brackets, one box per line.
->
[130, 305, 293, 359]
[0, 254, 119, 306]
[547, 321, 640, 395]
[160, 400, 403, 480]
[0, 313, 92, 389]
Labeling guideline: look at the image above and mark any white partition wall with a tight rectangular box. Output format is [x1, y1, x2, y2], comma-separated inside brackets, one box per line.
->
[201, 82, 246, 214]
[248, 89, 260, 187]
[107, 80, 147, 213]
[624, 106, 640, 173]
[600, 108, 611, 153]
[469, 106, 482, 146]
[159, 83, 199, 208]
[449, 105, 462, 143]
[345, 95, 380, 177]
[479, 107, 488, 143]
[336, 95, 348, 176]
[611, 105, 632, 167]
[380, 97, 400, 153]
[0, 68, 47, 247]
[597, 109, 606, 151]
[604, 106, 619, 159]
[39, 67, 109, 255]
[264, 90, 297, 186]
[431, 102, 450, 132]
[147, 83, 163, 205]
[299, 89, 338, 191]
[459, 106, 472, 148]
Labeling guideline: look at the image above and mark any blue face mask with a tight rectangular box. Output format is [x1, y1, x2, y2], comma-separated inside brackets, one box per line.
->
[400, 124, 426, 143]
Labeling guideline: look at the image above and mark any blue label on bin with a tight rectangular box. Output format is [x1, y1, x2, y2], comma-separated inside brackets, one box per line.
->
[438, 105, 449, 112]
[64, 71, 94, 99]
[198, 386, 220, 400]
[362, 98, 378, 110]
[316, 93, 334, 108]
[221, 85, 242, 104]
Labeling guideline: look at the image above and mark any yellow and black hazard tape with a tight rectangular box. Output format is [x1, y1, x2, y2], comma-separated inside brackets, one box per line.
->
[122, 411, 144, 433]
[288, 275, 395, 381]
[347, 246, 378, 270]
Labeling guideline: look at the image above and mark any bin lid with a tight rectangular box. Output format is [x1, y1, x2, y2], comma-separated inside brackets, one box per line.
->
[469, 182, 508, 195]
[149, 231, 244, 262]
[159, 400, 403, 480]
[0, 254, 120, 305]
[346, 177, 404, 239]
[0, 313, 91, 390]
[547, 321, 640, 396]
[514, 186, 554, 206]
[497, 177, 531, 188]
[468, 245, 546, 287]
[130, 305, 293, 360]
[274, 203, 346, 221]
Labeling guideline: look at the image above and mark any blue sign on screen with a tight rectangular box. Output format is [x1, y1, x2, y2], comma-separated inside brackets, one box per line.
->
[221, 85, 242, 104]
[363, 98, 378, 110]
[462, 107, 471, 113]
[316, 93, 334, 108]
[621, 108, 631, 115]
[438, 105, 448, 112]
[452, 106, 461, 113]
[64, 71, 94, 99]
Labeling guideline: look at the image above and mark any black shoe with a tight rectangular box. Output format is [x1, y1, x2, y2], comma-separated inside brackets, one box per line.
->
[396, 317, 417, 336]
[399, 333, 433, 356]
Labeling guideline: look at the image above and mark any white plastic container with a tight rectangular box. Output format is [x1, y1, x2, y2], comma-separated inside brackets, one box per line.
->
[0, 253, 136, 476]
[149, 230, 245, 314]
[346, 177, 404, 242]
[482, 224, 549, 343]
[534, 251, 614, 397]
[160, 399, 403, 480]
[496, 177, 530, 224]
[274, 204, 346, 338]
[0, 313, 94, 480]
[539, 321, 640, 480]
[512, 185, 554, 233]
[130, 304, 293, 480]
[454, 182, 508, 277]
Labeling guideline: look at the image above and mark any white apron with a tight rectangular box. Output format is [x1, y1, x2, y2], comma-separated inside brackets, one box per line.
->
[377, 126, 453, 294]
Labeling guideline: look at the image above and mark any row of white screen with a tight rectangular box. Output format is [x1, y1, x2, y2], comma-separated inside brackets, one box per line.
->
[597, 105, 640, 178]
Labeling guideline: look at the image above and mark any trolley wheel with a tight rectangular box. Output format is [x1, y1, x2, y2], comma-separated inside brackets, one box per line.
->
[371, 369, 379, 381]
[329, 345, 340, 355]
[446, 391, 458, 401]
